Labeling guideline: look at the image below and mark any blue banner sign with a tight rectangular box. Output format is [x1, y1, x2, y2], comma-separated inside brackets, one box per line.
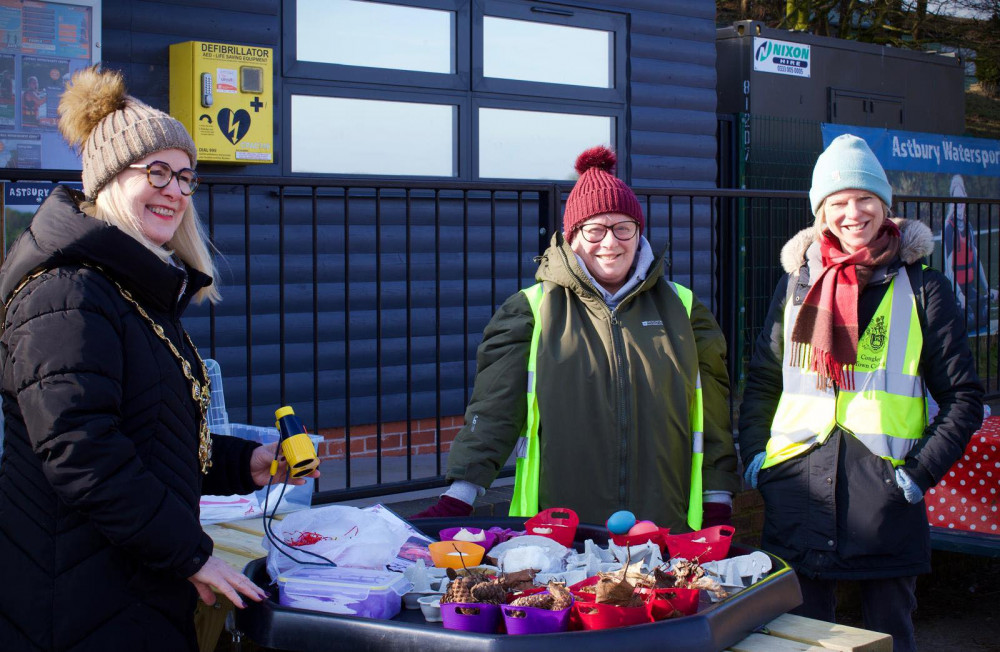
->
[821, 123, 1000, 177]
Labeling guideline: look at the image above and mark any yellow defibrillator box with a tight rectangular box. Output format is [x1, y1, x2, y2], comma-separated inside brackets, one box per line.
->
[169, 41, 273, 164]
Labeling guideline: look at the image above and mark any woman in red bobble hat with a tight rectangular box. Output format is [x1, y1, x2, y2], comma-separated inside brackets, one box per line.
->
[415, 146, 739, 533]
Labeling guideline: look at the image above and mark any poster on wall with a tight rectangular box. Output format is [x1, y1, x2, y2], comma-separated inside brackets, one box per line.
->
[822, 123, 1000, 336]
[0, 54, 14, 126]
[0, 0, 98, 170]
[1, 179, 81, 253]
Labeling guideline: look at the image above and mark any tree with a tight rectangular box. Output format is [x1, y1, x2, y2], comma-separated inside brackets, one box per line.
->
[944, 1, 1000, 96]
[722, 0, 956, 47]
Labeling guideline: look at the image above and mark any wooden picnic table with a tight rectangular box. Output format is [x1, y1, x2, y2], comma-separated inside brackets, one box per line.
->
[195, 517, 892, 652]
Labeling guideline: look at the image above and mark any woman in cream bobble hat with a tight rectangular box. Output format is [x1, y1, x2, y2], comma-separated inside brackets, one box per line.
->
[0, 66, 315, 652]
[738, 134, 983, 652]
[415, 145, 739, 534]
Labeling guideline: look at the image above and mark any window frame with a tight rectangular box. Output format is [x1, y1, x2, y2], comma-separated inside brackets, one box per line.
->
[282, 0, 471, 91]
[283, 0, 628, 181]
[472, 0, 626, 103]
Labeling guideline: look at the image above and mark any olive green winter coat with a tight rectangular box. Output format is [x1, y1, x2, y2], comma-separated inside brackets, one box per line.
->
[445, 235, 739, 531]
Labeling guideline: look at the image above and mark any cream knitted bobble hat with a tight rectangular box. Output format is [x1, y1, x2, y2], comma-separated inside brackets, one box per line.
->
[58, 66, 197, 200]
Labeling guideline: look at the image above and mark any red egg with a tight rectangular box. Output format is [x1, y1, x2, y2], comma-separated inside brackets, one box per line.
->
[627, 520, 659, 537]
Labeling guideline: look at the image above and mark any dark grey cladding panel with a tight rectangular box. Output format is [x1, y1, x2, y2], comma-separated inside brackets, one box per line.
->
[110, 0, 720, 429]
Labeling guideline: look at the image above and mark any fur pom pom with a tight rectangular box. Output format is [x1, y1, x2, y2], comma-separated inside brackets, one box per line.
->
[574, 145, 617, 175]
[58, 66, 128, 148]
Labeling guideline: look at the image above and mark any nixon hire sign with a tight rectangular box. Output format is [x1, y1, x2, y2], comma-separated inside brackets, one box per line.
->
[753, 37, 811, 78]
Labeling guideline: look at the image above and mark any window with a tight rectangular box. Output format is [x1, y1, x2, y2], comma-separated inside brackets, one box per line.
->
[290, 95, 456, 176]
[285, 0, 625, 180]
[478, 108, 613, 179]
[483, 16, 611, 88]
[296, 0, 454, 74]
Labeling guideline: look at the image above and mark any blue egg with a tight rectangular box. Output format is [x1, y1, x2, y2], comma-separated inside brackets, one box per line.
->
[606, 510, 636, 535]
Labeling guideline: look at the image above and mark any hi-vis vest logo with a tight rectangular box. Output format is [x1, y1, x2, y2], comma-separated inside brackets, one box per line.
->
[868, 315, 887, 351]
[753, 37, 811, 78]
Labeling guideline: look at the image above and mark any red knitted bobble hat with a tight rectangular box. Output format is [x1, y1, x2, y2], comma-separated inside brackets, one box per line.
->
[562, 146, 644, 241]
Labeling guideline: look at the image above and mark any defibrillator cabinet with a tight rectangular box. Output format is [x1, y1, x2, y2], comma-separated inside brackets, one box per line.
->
[169, 41, 274, 164]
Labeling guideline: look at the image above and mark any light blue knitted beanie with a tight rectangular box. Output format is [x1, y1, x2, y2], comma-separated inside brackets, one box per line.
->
[809, 134, 892, 215]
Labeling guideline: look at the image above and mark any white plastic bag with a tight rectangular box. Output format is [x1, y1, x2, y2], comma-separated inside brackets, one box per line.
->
[265, 505, 409, 581]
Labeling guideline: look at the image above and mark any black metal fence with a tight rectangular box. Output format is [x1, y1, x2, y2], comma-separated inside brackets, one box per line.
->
[1, 171, 996, 502]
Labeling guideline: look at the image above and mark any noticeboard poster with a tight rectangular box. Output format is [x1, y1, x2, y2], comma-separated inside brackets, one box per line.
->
[1, 179, 80, 254]
[821, 123, 1000, 336]
[0, 0, 97, 170]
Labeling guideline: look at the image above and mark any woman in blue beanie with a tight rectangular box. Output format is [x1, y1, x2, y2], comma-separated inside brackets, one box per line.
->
[737, 134, 984, 652]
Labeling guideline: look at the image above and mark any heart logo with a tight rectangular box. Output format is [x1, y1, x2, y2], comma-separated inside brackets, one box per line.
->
[217, 108, 251, 145]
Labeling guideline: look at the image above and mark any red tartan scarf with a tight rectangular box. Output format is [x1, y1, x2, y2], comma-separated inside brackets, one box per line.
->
[790, 221, 901, 389]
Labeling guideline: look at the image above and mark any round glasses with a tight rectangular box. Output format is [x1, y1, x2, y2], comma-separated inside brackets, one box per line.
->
[128, 160, 200, 196]
[577, 220, 639, 243]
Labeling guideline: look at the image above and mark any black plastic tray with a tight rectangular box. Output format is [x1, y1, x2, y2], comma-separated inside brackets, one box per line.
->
[235, 516, 802, 652]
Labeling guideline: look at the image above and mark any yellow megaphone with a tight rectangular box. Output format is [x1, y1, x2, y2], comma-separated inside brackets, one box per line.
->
[274, 406, 320, 478]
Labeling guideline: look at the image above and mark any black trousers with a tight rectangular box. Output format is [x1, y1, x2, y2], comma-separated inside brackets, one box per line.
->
[792, 573, 918, 652]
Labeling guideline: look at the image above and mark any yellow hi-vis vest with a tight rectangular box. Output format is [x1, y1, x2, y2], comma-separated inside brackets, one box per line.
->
[764, 267, 927, 470]
[509, 281, 706, 531]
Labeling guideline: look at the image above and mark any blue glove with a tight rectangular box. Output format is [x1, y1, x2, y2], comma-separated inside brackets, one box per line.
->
[895, 468, 923, 504]
[744, 452, 765, 489]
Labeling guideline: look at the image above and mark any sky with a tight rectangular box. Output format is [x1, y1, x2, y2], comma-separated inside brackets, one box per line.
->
[928, 1, 987, 18]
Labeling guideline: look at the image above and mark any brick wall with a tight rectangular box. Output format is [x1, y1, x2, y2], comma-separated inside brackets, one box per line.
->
[312, 416, 465, 459]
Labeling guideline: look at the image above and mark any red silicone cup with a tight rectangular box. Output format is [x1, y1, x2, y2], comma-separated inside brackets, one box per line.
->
[609, 526, 671, 552]
[524, 507, 579, 547]
[568, 576, 600, 603]
[637, 586, 700, 619]
[572, 600, 651, 630]
[662, 525, 735, 563]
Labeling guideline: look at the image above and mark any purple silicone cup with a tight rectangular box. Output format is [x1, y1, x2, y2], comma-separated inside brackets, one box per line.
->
[440, 602, 502, 633]
[438, 527, 498, 553]
[501, 598, 573, 635]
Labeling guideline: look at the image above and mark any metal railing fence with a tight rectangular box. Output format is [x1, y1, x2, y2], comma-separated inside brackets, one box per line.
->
[0, 171, 996, 502]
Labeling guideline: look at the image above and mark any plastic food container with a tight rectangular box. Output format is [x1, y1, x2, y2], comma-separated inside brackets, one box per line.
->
[663, 525, 735, 563]
[427, 540, 486, 569]
[277, 567, 412, 620]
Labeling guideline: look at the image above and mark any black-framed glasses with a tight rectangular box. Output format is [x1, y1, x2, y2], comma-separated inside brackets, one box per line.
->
[577, 220, 639, 243]
[128, 161, 199, 196]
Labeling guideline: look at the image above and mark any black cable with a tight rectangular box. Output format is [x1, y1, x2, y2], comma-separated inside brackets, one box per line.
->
[260, 447, 337, 568]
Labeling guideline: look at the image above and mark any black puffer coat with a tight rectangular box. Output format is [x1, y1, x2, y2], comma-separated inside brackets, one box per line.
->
[0, 186, 260, 652]
[738, 219, 984, 579]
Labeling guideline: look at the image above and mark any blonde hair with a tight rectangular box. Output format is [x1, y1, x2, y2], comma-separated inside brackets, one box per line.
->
[812, 199, 891, 240]
[90, 172, 221, 304]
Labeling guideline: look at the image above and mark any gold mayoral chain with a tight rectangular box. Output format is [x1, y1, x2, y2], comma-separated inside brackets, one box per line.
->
[89, 264, 214, 473]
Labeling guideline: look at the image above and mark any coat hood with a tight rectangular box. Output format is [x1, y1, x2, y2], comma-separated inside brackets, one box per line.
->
[779, 217, 934, 274]
[0, 185, 210, 314]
